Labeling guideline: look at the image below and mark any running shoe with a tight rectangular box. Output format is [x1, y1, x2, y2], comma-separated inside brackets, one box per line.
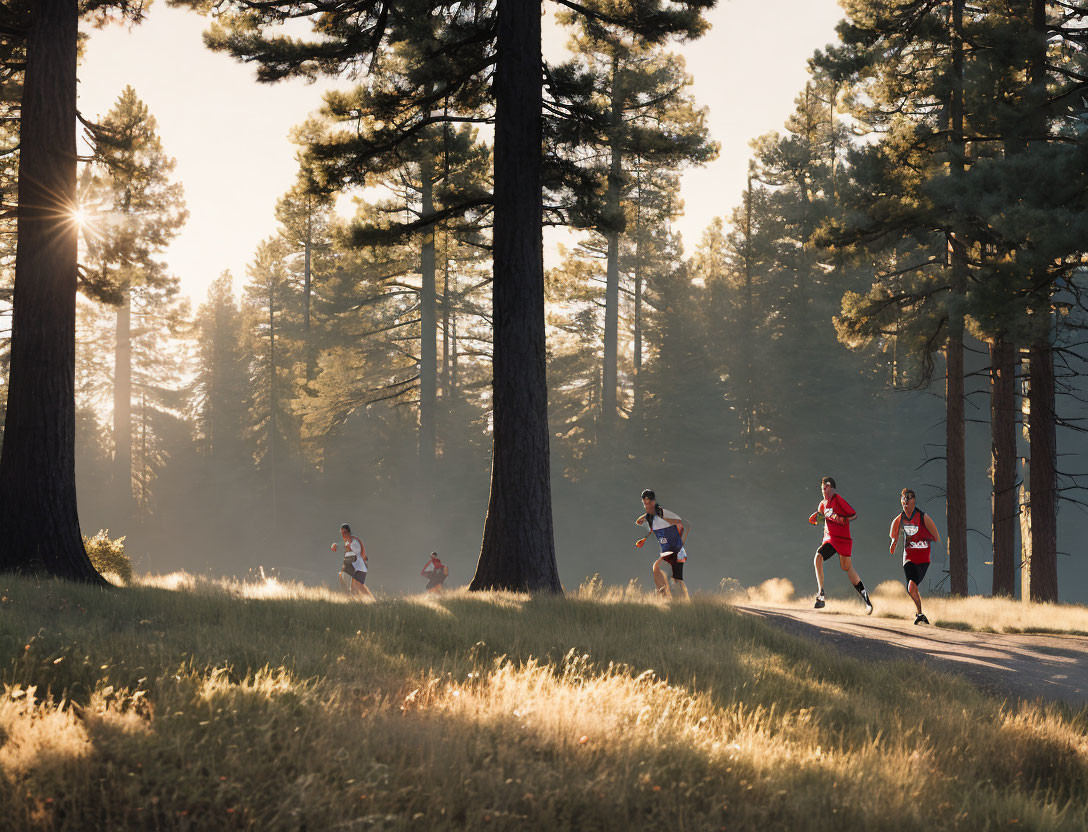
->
[862, 591, 874, 615]
[914, 613, 929, 626]
[814, 592, 826, 609]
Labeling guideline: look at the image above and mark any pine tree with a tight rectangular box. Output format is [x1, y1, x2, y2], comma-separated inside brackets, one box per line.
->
[189, 0, 716, 592]
[244, 237, 303, 525]
[275, 119, 334, 384]
[0, 0, 150, 580]
[81, 86, 187, 515]
[816, 0, 974, 594]
[194, 272, 250, 463]
[549, 23, 716, 427]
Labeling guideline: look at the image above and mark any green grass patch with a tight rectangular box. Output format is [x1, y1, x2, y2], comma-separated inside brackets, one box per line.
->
[0, 574, 1085, 830]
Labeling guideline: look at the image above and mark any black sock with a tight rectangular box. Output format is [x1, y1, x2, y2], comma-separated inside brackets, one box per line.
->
[854, 581, 865, 595]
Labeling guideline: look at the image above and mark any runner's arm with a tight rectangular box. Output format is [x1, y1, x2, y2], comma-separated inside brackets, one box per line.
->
[923, 513, 942, 544]
[831, 496, 857, 524]
[889, 515, 900, 554]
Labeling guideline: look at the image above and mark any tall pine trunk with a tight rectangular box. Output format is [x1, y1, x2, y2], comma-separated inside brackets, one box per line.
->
[990, 338, 1016, 596]
[419, 157, 437, 464]
[1024, 0, 1057, 602]
[0, 0, 100, 581]
[1027, 333, 1057, 601]
[114, 290, 133, 508]
[945, 0, 968, 596]
[470, 0, 561, 593]
[601, 55, 623, 428]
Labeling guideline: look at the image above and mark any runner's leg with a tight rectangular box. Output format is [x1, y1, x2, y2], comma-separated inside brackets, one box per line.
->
[841, 556, 860, 585]
[652, 558, 670, 597]
[670, 559, 689, 601]
[841, 556, 872, 613]
[907, 580, 922, 614]
[813, 552, 825, 594]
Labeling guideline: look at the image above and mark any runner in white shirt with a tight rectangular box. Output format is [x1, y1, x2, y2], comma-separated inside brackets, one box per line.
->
[332, 523, 373, 598]
[635, 489, 691, 600]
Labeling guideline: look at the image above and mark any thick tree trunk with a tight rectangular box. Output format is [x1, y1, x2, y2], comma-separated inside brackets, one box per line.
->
[601, 58, 623, 428]
[1027, 335, 1057, 601]
[945, 0, 968, 596]
[0, 0, 100, 581]
[990, 338, 1016, 596]
[114, 290, 132, 506]
[470, 0, 560, 593]
[420, 157, 437, 464]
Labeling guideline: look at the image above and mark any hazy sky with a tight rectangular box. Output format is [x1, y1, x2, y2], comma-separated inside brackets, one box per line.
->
[80, 1, 844, 304]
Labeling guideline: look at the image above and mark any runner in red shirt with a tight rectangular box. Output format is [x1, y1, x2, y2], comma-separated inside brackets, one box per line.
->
[421, 552, 449, 594]
[808, 476, 872, 613]
[889, 488, 941, 625]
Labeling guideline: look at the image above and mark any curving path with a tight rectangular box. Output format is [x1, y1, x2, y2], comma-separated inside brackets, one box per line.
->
[738, 603, 1088, 707]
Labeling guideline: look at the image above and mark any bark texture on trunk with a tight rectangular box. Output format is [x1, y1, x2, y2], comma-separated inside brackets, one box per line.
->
[0, 0, 101, 581]
[470, 0, 561, 593]
[990, 338, 1017, 597]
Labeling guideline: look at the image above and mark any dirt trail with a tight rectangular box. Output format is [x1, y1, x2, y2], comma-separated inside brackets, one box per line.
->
[738, 604, 1088, 707]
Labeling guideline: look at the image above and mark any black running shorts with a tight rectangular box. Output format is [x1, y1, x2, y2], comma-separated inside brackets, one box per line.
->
[817, 542, 840, 561]
[903, 561, 929, 586]
[661, 552, 684, 581]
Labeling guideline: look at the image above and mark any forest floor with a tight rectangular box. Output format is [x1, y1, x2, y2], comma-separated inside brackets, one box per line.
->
[0, 573, 1086, 831]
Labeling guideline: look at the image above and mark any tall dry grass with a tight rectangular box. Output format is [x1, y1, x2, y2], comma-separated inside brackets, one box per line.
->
[0, 573, 1085, 830]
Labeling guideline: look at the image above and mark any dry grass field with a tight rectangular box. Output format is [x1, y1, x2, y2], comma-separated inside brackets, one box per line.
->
[0, 573, 1085, 830]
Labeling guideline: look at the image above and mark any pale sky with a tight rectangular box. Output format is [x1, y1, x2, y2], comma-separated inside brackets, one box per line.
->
[80, 1, 845, 304]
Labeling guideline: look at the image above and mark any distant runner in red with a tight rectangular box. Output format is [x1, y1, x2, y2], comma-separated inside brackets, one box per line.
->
[808, 476, 872, 614]
[421, 552, 449, 594]
[889, 488, 941, 625]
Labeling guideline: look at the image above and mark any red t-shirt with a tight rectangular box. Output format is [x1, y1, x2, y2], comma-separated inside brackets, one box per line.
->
[818, 494, 855, 546]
